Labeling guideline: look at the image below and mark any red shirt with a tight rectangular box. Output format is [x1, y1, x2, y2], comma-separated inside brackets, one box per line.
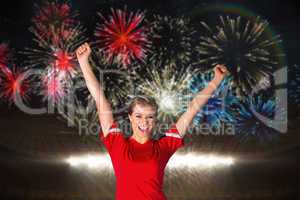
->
[99, 122, 184, 200]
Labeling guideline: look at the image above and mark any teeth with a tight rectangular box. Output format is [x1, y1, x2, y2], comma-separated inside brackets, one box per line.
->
[138, 126, 148, 131]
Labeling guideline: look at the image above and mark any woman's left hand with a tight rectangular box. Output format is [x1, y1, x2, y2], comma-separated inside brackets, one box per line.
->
[213, 64, 229, 83]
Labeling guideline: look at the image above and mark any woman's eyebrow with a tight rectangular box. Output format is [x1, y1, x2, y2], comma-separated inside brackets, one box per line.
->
[133, 113, 155, 116]
[146, 114, 155, 117]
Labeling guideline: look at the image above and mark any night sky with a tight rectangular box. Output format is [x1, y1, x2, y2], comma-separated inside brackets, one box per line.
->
[0, 0, 300, 64]
[0, 0, 300, 199]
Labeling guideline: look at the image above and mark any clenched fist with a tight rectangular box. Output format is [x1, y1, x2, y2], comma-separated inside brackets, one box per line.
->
[76, 42, 92, 63]
[213, 64, 229, 83]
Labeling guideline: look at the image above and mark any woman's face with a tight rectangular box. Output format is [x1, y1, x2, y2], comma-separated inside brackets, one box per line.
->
[129, 103, 156, 138]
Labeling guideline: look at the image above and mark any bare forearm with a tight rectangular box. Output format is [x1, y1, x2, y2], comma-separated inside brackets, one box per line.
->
[78, 59, 113, 132]
[79, 60, 104, 103]
[176, 78, 222, 136]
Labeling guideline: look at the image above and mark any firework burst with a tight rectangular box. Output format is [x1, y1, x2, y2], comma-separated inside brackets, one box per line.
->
[24, 45, 80, 104]
[0, 65, 30, 104]
[25, 0, 85, 70]
[229, 95, 285, 142]
[188, 70, 237, 128]
[148, 15, 195, 66]
[24, 44, 81, 79]
[23, 1, 86, 104]
[197, 16, 283, 93]
[136, 63, 192, 123]
[53, 49, 77, 75]
[32, 1, 77, 45]
[39, 68, 71, 105]
[95, 8, 149, 68]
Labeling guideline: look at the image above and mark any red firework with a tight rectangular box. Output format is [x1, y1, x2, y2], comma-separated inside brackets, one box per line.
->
[0, 65, 29, 104]
[54, 50, 75, 74]
[95, 8, 149, 67]
[33, 2, 74, 28]
[42, 69, 68, 103]
[32, 2, 75, 44]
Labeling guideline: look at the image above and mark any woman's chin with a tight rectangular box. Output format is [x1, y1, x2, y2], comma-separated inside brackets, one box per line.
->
[136, 127, 150, 136]
[138, 131, 150, 137]
[136, 129, 152, 137]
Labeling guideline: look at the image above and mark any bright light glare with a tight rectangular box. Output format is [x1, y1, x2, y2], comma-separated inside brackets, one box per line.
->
[66, 154, 112, 169]
[65, 153, 235, 170]
[168, 153, 234, 169]
[159, 91, 176, 112]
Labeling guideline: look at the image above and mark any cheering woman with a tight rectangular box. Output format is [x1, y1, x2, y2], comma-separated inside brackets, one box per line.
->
[76, 42, 228, 200]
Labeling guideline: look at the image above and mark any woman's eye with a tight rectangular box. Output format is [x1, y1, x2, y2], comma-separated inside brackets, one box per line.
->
[136, 115, 141, 118]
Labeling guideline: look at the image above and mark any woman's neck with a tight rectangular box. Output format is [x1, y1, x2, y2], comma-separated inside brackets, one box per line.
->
[131, 134, 150, 144]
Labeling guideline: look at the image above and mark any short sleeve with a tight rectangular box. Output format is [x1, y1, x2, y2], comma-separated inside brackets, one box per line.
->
[159, 124, 184, 156]
[99, 122, 124, 153]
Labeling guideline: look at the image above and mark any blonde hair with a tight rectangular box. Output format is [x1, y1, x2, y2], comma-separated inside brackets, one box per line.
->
[128, 95, 158, 115]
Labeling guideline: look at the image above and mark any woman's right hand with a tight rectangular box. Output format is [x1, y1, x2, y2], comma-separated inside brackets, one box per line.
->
[76, 42, 91, 63]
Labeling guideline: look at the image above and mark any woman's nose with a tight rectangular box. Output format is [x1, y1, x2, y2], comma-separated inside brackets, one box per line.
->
[140, 118, 149, 125]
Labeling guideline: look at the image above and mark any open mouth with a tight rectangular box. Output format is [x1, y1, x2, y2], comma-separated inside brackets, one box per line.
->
[138, 125, 149, 133]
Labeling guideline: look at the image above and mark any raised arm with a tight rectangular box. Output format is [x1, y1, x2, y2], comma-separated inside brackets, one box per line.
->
[176, 64, 229, 136]
[76, 43, 113, 137]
